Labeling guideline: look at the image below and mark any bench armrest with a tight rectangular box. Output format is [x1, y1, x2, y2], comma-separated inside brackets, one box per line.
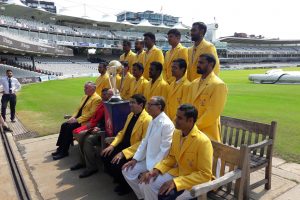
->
[249, 139, 273, 151]
[190, 169, 242, 197]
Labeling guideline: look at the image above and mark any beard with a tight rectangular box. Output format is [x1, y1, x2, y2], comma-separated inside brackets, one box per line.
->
[197, 68, 206, 74]
[191, 34, 201, 41]
[135, 47, 140, 52]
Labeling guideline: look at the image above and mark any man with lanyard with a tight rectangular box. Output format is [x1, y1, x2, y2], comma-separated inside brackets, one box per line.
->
[0, 70, 21, 122]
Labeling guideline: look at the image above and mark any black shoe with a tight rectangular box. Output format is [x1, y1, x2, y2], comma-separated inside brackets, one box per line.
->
[52, 152, 69, 160]
[117, 186, 131, 196]
[114, 185, 122, 192]
[70, 163, 86, 171]
[11, 119, 16, 123]
[79, 169, 98, 178]
[51, 150, 61, 156]
[3, 126, 12, 132]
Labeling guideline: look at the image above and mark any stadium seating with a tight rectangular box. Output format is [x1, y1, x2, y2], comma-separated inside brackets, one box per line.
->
[0, 64, 42, 78]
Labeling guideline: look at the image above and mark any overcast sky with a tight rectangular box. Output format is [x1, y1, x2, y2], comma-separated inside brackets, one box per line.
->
[53, 0, 300, 40]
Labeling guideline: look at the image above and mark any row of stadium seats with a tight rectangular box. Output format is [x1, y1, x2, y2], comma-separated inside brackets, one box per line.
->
[1, 54, 99, 76]
[0, 64, 42, 78]
[0, 15, 191, 42]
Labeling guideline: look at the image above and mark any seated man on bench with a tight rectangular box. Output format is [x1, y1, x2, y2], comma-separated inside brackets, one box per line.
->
[69, 88, 113, 178]
[142, 104, 213, 200]
[52, 81, 101, 160]
[101, 94, 151, 195]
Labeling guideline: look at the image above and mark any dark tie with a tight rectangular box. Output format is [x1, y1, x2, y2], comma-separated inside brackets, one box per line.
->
[75, 96, 90, 118]
[8, 78, 12, 94]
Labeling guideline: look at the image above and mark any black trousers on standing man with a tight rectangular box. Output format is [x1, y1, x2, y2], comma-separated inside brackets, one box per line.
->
[1, 94, 17, 121]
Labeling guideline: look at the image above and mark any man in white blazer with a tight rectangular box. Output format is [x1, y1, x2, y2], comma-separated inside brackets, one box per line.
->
[122, 96, 175, 199]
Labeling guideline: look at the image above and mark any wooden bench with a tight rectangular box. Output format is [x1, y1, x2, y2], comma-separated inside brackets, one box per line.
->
[191, 140, 249, 200]
[220, 116, 277, 198]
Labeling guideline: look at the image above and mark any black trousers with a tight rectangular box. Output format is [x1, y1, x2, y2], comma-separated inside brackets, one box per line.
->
[1, 94, 17, 121]
[101, 144, 131, 188]
[56, 122, 80, 154]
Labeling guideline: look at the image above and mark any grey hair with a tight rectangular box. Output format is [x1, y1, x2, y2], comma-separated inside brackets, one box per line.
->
[85, 81, 96, 90]
[152, 96, 166, 111]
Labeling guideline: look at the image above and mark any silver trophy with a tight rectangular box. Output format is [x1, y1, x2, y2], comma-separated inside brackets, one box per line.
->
[107, 60, 123, 102]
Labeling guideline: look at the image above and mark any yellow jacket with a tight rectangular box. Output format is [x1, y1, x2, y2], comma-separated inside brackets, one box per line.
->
[144, 75, 169, 101]
[166, 76, 190, 121]
[142, 45, 164, 80]
[95, 73, 110, 95]
[116, 74, 122, 91]
[129, 76, 149, 97]
[120, 73, 135, 100]
[135, 50, 145, 64]
[187, 39, 220, 81]
[163, 43, 188, 83]
[187, 72, 227, 142]
[111, 109, 152, 159]
[155, 125, 213, 191]
[72, 92, 101, 124]
[120, 50, 136, 73]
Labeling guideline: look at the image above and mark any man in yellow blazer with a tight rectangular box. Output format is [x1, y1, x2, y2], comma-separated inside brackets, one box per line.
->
[142, 32, 164, 80]
[119, 61, 135, 100]
[187, 22, 220, 81]
[129, 62, 149, 97]
[144, 62, 169, 101]
[95, 62, 110, 95]
[134, 39, 145, 64]
[187, 54, 227, 142]
[141, 104, 213, 200]
[101, 94, 151, 195]
[163, 29, 188, 84]
[53, 82, 101, 160]
[120, 40, 136, 73]
[166, 59, 190, 121]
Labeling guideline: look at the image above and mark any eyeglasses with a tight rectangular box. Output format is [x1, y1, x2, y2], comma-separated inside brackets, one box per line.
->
[147, 103, 160, 107]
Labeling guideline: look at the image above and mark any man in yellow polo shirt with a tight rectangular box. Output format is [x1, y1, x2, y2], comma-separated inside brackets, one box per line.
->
[95, 61, 110, 95]
[144, 62, 169, 101]
[142, 32, 164, 80]
[141, 104, 213, 200]
[166, 59, 190, 121]
[120, 40, 136, 73]
[187, 54, 227, 142]
[163, 29, 188, 84]
[101, 94, 152, 195]
[187, 22, 220, 81]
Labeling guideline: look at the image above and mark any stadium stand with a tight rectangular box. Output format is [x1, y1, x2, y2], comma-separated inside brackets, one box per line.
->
[0, 64, 42, 77]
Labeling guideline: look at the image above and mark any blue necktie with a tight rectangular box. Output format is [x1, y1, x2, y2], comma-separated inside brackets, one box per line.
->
[8, 78, 12, 94]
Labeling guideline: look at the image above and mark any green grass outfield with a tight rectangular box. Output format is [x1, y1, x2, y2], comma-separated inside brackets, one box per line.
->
[17, 67, 300, 162]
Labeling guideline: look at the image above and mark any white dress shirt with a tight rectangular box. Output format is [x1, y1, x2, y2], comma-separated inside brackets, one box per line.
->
[133, 112, 175, 170]
[0, 76, 21, 94]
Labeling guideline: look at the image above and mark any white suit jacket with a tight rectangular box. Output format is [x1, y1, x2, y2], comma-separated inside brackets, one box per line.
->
[133, 112, 175, 170]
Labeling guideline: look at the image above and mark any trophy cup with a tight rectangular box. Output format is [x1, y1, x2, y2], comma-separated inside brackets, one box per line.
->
[104, 60, 130, 136]
[107, 60, 123, 102]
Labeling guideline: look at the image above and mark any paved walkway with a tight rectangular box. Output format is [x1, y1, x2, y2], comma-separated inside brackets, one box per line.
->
[1, 131, 300, 199]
